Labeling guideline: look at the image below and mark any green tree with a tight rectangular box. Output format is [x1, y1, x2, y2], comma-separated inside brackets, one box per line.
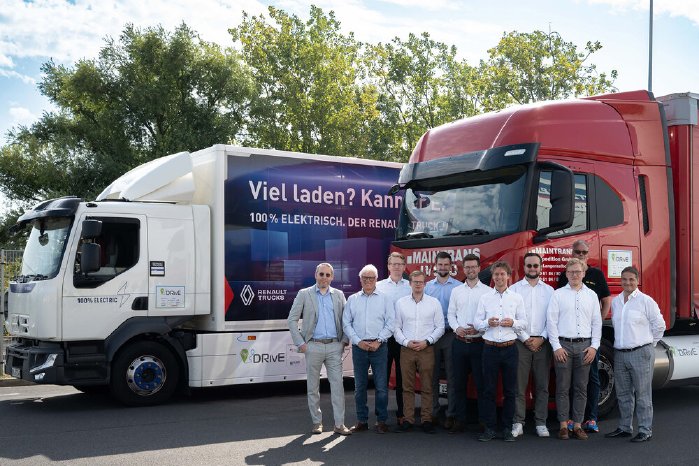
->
[366, 32, 479, 161]
[477, 30, 617, 111]
[231, 6, 379, 158]
[0, 23, 254, 210]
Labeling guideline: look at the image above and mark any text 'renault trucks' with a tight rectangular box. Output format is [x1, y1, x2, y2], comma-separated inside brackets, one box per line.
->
[390, 90, 699, 415]
[4, 145, 401, 405]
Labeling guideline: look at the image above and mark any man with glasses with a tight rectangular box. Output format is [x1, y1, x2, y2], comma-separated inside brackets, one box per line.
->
[510, 253, 554, 438]
[288, 263, 351, 436]
[394, 270, 444, 433]
[377, 252, 412, 426]
[446, 253, 492, 433]
[343, 264, 394, 434]
[548, 258, 602, 440]
[557, 240, 611, 433]
[425, 251, 461, 429]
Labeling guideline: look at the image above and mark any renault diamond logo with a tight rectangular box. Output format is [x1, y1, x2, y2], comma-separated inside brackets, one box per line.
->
[241, 285, 255, 306]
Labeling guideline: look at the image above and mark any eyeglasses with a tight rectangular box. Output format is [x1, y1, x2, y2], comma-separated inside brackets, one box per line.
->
[567, 270, 584, 275]
[317, 272, 332, 277]
[525, 263, 540, 269]
[360, 276, 377, 281]
[464, 265, 479, 270]
[573, 250, 589, 255]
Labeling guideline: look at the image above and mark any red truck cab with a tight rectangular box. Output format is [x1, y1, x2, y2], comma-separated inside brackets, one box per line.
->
[391, 90, 699, 415]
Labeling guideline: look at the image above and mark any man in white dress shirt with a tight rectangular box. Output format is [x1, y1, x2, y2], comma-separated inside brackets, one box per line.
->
[547, 258, 602, 441]
[376, 252, 412, 426]
[605, 266, 665, 443]
[446, 253, 491, 433]
[394, 270, 445, 434]
[510, 252, 554, 438]
[475, 261, 527, 442]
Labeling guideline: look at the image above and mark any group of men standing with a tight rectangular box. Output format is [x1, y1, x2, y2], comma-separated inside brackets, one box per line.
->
[287, 240, 665, 443]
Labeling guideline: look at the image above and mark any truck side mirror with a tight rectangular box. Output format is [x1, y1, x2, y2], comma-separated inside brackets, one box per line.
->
[81, 219, 102, 239]
[80, 243, 101, 274]
[536, 169, 574, 238]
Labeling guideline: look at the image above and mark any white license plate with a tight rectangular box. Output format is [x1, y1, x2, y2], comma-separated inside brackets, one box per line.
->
[12, 367, 21, 378]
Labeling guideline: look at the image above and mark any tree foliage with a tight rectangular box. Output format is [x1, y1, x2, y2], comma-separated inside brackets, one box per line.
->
[0, 23, 254, 206]
[231, 6, 378, 157]
[477, 30, 617, 111]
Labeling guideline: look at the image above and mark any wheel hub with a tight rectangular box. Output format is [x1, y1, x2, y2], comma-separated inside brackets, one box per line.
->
[126, 355, 167, 396]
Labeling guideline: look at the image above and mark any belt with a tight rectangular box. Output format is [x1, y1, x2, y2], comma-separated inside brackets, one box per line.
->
[559, 337, 590, 343]
[444, 328, 453, 333]
[455, 335, 483, 343]
[617, 343, 651, 352]
[362, 339, 379, 342]
[484, 340, 515, 348]
[310, 338, 339, 344]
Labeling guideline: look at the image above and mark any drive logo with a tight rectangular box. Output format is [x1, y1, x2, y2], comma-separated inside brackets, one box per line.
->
[241, 285, 255, 306]
[240, 349, 285, 364]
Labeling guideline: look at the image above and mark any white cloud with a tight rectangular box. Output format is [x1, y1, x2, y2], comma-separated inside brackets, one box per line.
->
[0, 68, 36, 85]
[0, 0, 268, 65]
[587, 0, 699, 26]
[8, 106, 37, 126]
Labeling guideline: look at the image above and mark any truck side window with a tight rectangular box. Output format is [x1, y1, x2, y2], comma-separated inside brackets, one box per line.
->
[74, 218, 140, 288]
[594, 175, 624, 229]
[536, 172, 588, 236]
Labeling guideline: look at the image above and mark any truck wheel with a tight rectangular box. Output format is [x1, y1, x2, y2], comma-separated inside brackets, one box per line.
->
[110, 341, 179, 406]
[597, 340, 616, 418]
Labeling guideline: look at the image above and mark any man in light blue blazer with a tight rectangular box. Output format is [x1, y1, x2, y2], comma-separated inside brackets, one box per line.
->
[288, 262, 351, 435]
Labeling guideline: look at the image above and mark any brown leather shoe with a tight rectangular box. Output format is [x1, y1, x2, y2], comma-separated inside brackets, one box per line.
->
[375, 422, 389, 434]
[350, 422, 369, 433]
[443, 416, 455, 430]
[573, 427, 589, 440]
[558, 427, 570, 440]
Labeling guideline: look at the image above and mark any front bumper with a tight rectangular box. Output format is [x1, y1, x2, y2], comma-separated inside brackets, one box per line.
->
[4, 339, 107, 385]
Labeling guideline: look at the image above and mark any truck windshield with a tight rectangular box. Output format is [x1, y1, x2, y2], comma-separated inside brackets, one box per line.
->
[20, 217, 72, 280]
[396, 166, 527, 239]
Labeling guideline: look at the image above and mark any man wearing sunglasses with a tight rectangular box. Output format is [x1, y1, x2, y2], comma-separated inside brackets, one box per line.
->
[510, 253, 554, 438]
[288, 263, 351, 436]
[556, 240, 611, 434]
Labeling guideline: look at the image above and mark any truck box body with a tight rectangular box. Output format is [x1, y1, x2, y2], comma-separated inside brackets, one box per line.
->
[5, 145, 401, 403]
[391, 91, 699, 415]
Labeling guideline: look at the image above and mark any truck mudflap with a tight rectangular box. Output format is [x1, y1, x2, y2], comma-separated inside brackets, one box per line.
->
[4, 338, 108, 385]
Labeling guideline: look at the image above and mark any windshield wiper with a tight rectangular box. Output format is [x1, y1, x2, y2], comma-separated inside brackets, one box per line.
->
[443, 228, 490, 237]
[404, 231, 434, 239]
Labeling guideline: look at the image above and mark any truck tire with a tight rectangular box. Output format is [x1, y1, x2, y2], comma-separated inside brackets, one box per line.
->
[597, 339, 616, 418]
[110, 341, 179, 406]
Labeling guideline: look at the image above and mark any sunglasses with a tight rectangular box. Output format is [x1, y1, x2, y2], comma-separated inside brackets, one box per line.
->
[317, 272, 332, 277]
[573, 250, 589, 255]
[525, 263, 540, 269]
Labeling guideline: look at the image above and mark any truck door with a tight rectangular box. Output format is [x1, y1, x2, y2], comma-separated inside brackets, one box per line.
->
[61, 215, 148, 340]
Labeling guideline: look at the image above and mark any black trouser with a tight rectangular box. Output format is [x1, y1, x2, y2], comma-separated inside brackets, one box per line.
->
[387, 336, 404, 418]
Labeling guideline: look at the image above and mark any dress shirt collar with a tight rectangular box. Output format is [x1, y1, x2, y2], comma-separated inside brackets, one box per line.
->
[314, 284, 331, 296]
[623, 288, 640, 301]
[361, 289, 379, 297]
[464, 279, 487, 289]
[517, 278, 546, 288]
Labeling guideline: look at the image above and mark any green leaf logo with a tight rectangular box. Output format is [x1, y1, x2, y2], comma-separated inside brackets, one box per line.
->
[241, 349, 249, 363]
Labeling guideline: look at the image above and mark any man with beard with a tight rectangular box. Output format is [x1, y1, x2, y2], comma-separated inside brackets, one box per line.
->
[425, 251, 461, 429]
[510, 253, 554, 438]
[446, 253, 492, 433]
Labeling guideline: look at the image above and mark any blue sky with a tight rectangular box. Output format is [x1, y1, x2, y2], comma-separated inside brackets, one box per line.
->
[1, 0, 698, 143]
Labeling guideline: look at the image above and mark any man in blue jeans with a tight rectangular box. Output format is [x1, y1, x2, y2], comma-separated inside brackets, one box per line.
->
[556, 240, 611, 432]
[343, 264, 395, 433]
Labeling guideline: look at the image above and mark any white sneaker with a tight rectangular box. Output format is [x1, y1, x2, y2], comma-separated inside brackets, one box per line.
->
[512, 422, 524, 437]
[311, 423, 323, 434]
[536, 425, 550, 437]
